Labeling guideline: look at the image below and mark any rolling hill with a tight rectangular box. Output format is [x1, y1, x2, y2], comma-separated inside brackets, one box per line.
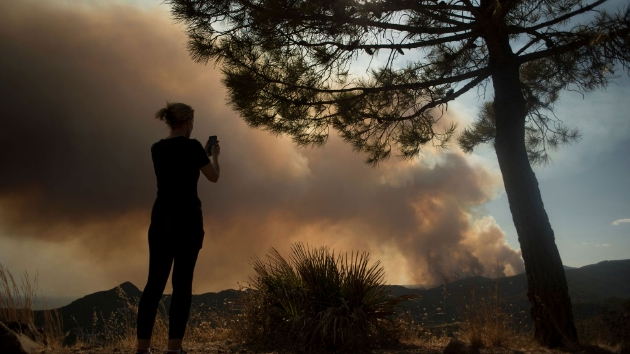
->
[40, 259, 630, 333]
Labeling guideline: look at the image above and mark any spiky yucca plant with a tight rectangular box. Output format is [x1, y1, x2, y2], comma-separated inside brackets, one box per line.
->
[233, 243, 417, 350]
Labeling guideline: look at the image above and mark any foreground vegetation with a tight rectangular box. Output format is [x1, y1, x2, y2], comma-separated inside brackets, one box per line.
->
[0, 263, 64, 349]
[230, 243, 418, 351]
[1, 248, 628, 353]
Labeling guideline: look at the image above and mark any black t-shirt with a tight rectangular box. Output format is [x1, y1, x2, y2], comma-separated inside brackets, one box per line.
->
[151, 136, 211, 203]
[149, 137, 211, 249]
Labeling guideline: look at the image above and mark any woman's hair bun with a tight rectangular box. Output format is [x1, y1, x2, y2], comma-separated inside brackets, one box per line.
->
[155, 102, 194, 129]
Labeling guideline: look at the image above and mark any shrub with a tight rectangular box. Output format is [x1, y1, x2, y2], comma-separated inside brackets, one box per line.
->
[231, 243, 417, 351]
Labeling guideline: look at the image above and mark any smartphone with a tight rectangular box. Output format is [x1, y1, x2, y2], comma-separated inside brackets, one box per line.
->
[207, 135, 218, 155]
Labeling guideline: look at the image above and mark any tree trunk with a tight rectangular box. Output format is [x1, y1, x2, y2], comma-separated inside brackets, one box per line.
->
[487, 30, 579, 347]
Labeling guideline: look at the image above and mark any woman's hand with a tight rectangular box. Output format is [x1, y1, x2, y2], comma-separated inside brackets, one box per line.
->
[204, 139, 211, 156]
[201, 141, 220, 183]
[204, 139, 221, 157]
[211, 141, 221, 158]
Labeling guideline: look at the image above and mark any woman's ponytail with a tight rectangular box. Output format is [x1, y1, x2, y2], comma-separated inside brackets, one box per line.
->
[155, 102, 194, 129]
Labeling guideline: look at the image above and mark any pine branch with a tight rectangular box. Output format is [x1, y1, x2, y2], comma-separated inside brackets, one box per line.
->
[367, 73, 491, 122]
[413, 7, 474, 27]
[509, 0, 609, 33]
[291, 32, 476, 51]
[298, 13, 475, 35]
[225, 45, 490, 95]
[369, 0, 471, 13]
[518, 27, 630, 64]
[459, 0, 481, 18]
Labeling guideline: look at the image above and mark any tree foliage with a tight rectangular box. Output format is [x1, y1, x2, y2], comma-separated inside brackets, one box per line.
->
[168, 0, 629, 165]
[168, 0, 630, 346]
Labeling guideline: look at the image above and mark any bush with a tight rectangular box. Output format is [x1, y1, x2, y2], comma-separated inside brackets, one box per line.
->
[231, 243, 417, 351]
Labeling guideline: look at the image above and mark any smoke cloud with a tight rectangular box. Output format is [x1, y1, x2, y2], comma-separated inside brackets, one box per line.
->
[0, 0, 523, 295]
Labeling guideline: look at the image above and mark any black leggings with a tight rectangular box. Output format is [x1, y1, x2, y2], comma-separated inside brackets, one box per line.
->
[136, 241, 200, 340]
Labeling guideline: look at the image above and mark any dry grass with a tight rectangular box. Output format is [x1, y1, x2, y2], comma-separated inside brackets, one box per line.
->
[457, 280, 530, 348]
[397, 319, 454, 348]
[73, 286, 233, 349]
[0, 263, 64, 349]
[186, 310, 232, 344]
[1, 262, 232, 350]
[71, 286, 150, 349]
[0, 263, 38, 324]
[427, 268, 535, 350]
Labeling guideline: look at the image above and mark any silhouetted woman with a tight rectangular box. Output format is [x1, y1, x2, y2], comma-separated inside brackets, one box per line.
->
[136, 102, 220, 354]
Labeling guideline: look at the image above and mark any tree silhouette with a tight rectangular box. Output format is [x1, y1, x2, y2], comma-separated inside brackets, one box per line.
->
[166, 0, 630, 346]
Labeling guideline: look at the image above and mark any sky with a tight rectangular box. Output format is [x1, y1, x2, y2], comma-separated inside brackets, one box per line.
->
[0, 0, 628, 300]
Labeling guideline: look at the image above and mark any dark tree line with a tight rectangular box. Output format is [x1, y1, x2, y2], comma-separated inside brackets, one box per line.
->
[166, 0, 630, 346]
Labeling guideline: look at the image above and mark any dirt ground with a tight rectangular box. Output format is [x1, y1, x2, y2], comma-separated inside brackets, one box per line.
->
[37, 339, 621, 354]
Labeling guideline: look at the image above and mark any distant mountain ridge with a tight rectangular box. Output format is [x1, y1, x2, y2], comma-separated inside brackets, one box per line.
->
[42, 259, 630, 332]
[40, 282, 241, 333]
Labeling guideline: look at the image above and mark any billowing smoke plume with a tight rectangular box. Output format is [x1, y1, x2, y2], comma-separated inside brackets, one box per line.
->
[0, 0, 523, 296]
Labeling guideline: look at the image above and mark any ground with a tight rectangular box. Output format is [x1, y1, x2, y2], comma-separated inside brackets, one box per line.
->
[38, 339, 621, 354]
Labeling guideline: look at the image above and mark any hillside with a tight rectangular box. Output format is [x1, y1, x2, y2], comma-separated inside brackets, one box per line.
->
[394, 259, 630, 326]
[41, 259, 630, 333]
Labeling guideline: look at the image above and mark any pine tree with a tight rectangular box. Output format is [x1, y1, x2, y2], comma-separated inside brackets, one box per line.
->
[166, 0, 630, 346]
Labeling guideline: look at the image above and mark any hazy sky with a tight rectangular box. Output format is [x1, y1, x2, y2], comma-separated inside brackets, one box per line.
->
[0, 0, 628, 298]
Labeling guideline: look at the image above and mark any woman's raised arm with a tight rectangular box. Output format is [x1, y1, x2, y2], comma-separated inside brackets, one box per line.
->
[201, 142, 220, 182]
